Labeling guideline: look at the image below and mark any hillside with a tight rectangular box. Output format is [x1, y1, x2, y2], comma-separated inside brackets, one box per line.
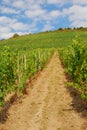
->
[0, 29, 87, 130]
[0, 51, 87, 130]
[0, 30, 87, 50]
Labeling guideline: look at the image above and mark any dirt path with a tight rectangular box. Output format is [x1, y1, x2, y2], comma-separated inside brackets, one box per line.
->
[0, 51, 87, 130]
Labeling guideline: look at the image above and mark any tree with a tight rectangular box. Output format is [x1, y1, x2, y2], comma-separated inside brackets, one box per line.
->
[12, 33, 19, 38]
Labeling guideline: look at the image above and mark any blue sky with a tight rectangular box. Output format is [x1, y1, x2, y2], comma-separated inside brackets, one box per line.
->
[0, 0, 87, 39]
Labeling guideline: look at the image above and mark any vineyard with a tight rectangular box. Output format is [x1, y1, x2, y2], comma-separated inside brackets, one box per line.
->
[0, 30, 87, 107]
[0, 29, 87, 107]
[0, 30, 87, 50]
[0, 47, 54, 106]
[59, 36, 87, 100]
[0, 30, 87, 130]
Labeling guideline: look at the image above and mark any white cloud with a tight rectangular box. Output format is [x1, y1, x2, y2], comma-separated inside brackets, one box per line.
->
[42, 24, 54, 32]
[47, 0, 58, 4]
[0, 16, 34, 39]
[0, 32, 14, 39]
[25, 8, 46, 18]
[72, 0, 87, 5]
[2, 0, 87, 7]
[0, 16, 17, 25]
[10, 22, 29, 31]
[38, 10, 61, 23]
[0, 0, 87, 39]
[0, 6, 20, 14]
[62, 5, 87, 27]
[24, 3, 45, 18]
[70, 21, 87, 27]
[0, 25, 11, 33]
[47, 0, 70, 6]
[2, 0, 10, 4]
[12, 1, 26, 9]
[63, 5, 87, 19]
[11, 0, 46, 10]
[47, 0, 87, 6]
[36, 0, 46, 4]
[25, 4, 61, 22]
[50, 10, 60, 18]
[0, 16, 29, 31]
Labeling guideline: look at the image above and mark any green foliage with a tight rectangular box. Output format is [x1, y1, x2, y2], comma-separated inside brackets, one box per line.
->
[0, 30, 87, 105]
[59, 36, 87, 99]
[0, 46, 17, 106]
[0, 47, 54, 106]
[0, 30, 87, 50]
[58, 28, 63, 30]
[12, 33, 20, 38]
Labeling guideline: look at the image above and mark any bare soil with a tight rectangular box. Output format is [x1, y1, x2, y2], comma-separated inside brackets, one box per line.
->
[0, 51, 87, 130]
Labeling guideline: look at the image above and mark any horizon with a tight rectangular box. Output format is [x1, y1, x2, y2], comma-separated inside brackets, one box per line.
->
[0, 0, 87, 39]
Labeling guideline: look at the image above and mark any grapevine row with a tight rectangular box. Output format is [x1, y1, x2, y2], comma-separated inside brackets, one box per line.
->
[0, 47, 54, 106]
[59, 36, 87, 100]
